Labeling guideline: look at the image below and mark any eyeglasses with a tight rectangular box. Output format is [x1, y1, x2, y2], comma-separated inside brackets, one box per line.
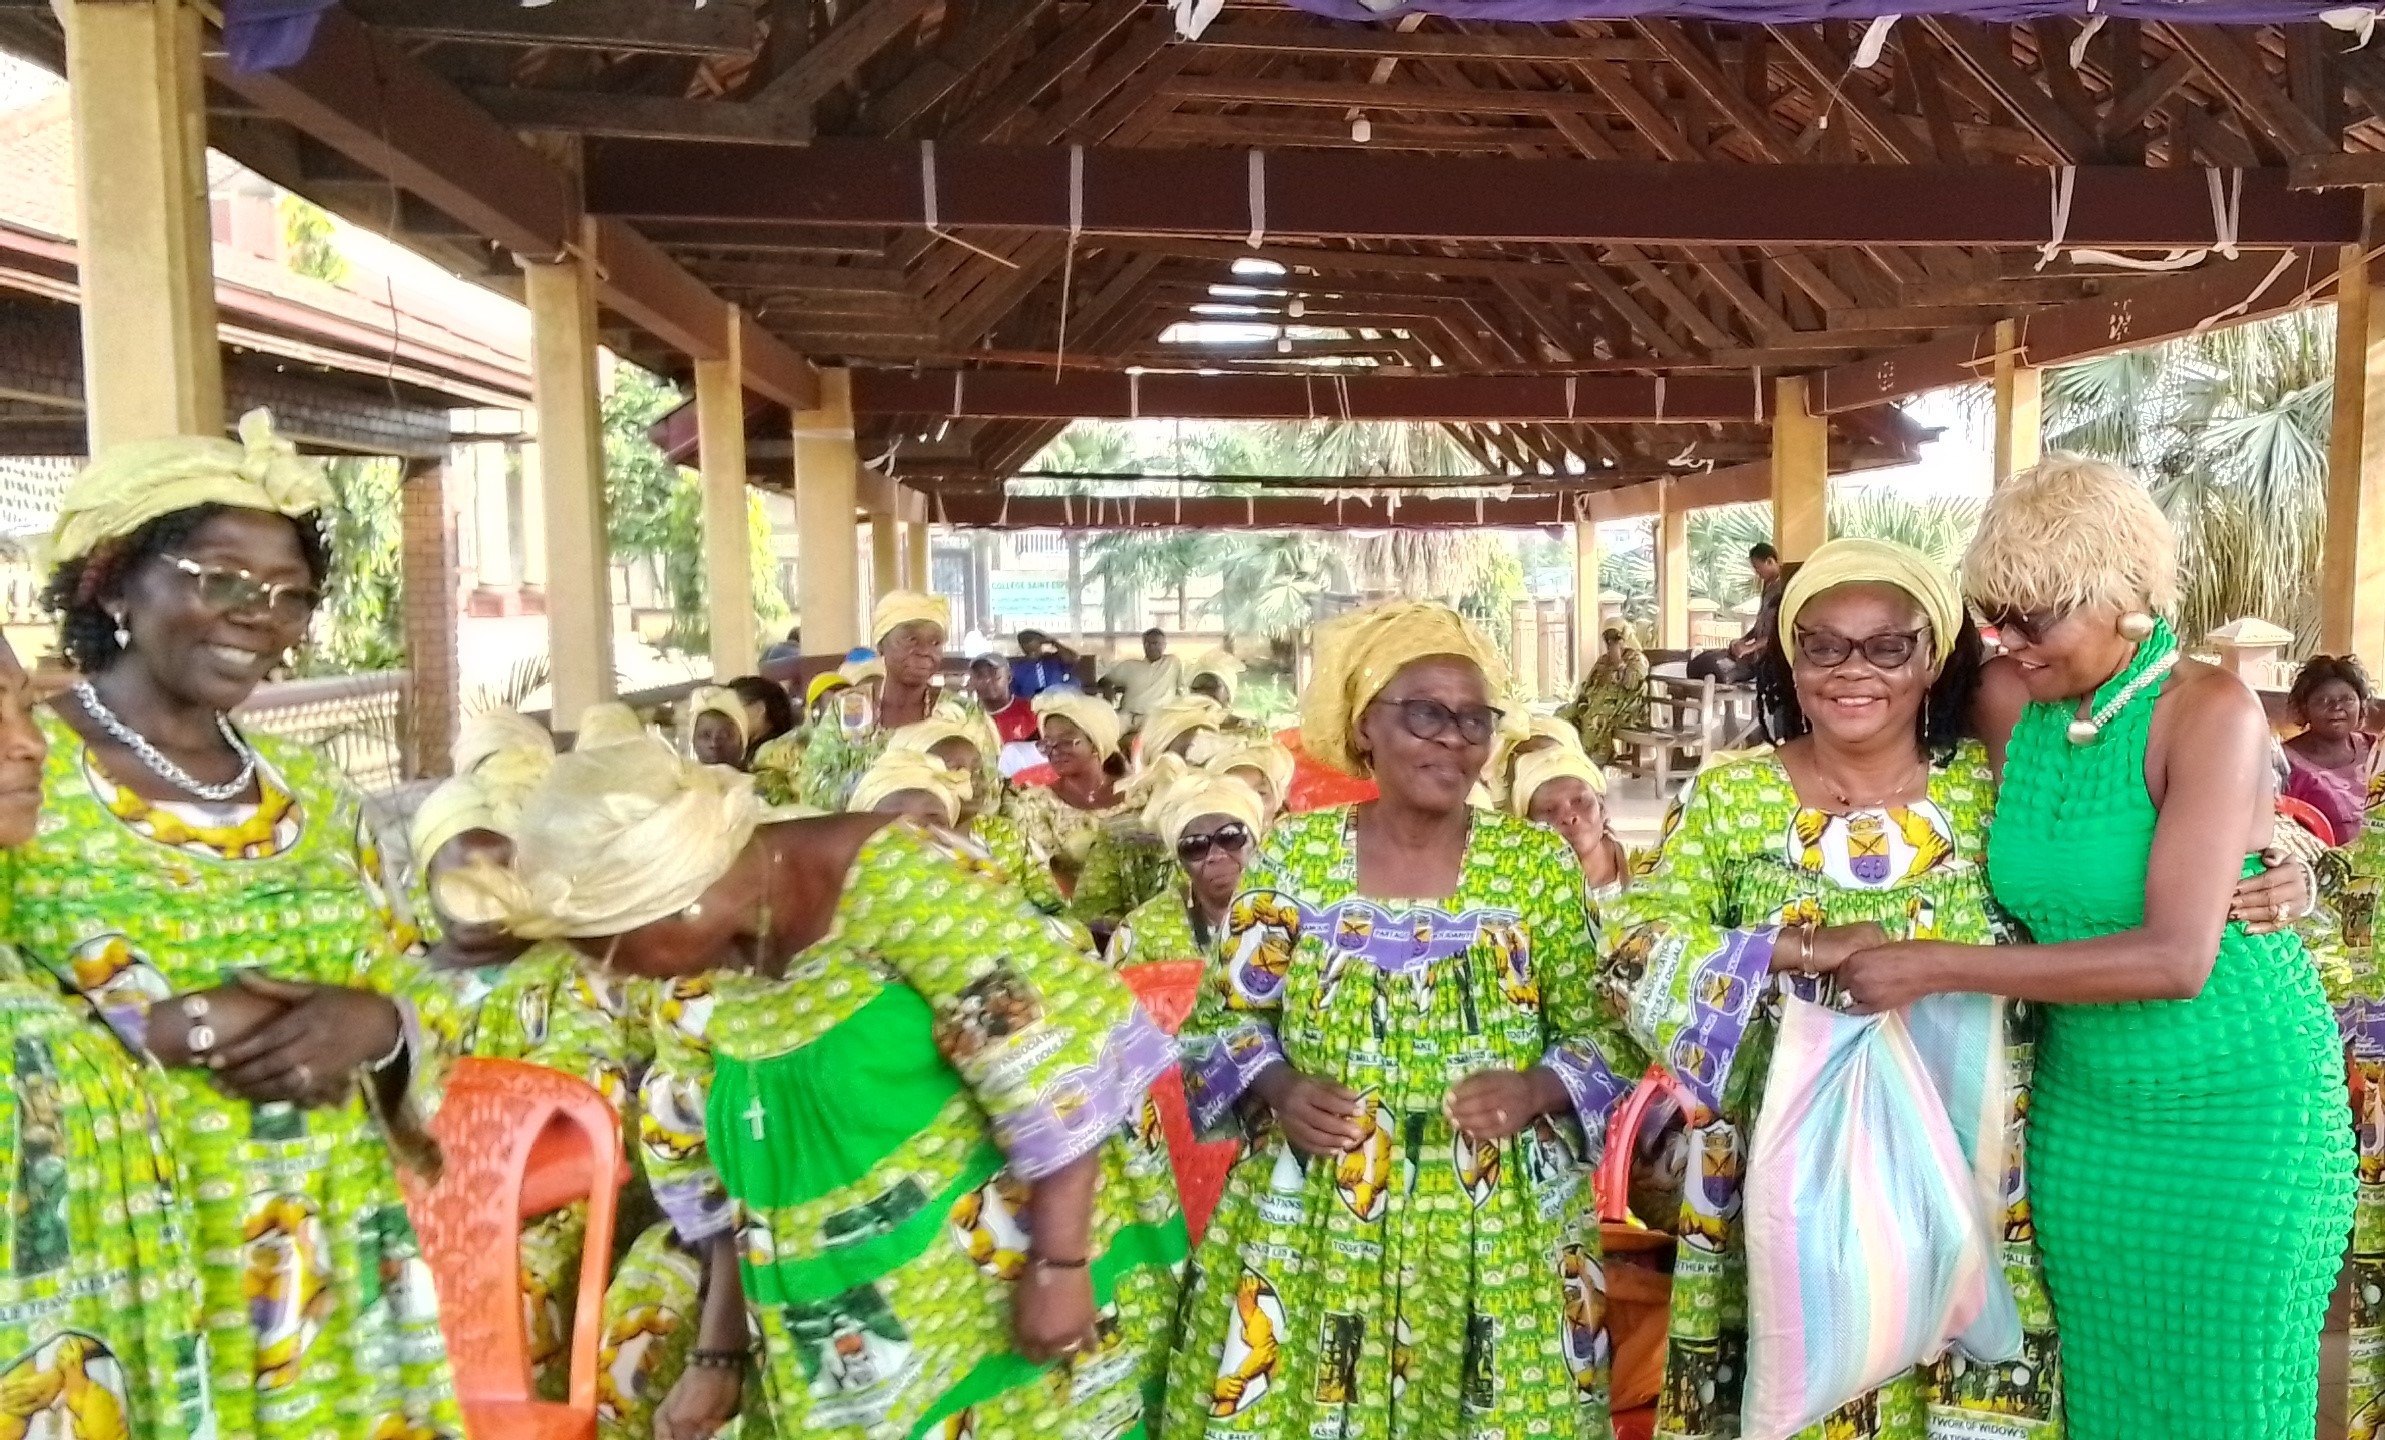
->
[1793, 627, 1925, 670]
[1039, 728, 1090, 755]
[1368, 696, 1503, 746]
[1980, 606, 2065, 646]
[1176, 821, 1253, 862]
[162, 554, 320, 623]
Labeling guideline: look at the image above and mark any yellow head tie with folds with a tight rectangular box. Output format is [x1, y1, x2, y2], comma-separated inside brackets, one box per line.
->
[49, 409, 334, 565]
[871, 590, 951, 647]
[848, 749, 973, 825]
[1140, 695, 1229, 766]
[1187, 648, 1245, 703]
[409, 775, 501, 876]
[453, 708, 554, 779]
[680, 685, 751, 754]
[1144, 766, 1267, 853]
[1301, 600, 1508, 778]
[1205, 737, 1296, 810]
[442, 736, 762, 941]
[1483, 714, 1586, 807]
[1506, 745, 1608, 819]
[1032, 690, 1122, 761]
[806, 672, 853, 709]
[573, 702, 647, 751]
[1778, 536, 1964, 667]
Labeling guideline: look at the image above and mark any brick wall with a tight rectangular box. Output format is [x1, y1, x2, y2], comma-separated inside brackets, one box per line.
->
[400, 454, 459, 778]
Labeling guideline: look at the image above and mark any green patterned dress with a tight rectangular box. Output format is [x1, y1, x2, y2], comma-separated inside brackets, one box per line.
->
[2321, 757, 2385, 1440]
[1163, 806, 1639, 1440]
[0, 946, 212, 1440]
[1603, 744, 2060, 1440]
[1071, 827, 1175, 934]
[1001, 787, 1132, 899]
[1987, 623, 2351, 1440]
[1105, 886, 1215, 971]
[648, 821, 1187, 1440]
[796, 721, 887, 813]
[972, 813, 1067, 917]
[5, 712, 461, 1440]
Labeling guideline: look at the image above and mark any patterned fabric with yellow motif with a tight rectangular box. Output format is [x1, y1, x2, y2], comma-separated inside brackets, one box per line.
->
[5, 710, 461, 1440]
[1600, 741, 2060, 1440]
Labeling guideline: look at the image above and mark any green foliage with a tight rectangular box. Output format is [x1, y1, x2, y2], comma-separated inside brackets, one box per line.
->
[1455, 545, 1526, 658]
[2044, 310, 2331, 647]
[300, 456, 405, 674]
[278, 195, 348, 284]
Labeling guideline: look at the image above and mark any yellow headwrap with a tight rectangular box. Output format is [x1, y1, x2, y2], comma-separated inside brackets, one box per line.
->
[680, 685, 751, 753]
[1484, 715, 1587, 806]
[1779, 537, 1964, 667]
[849, 749, 973, 824]
[409, 775, 501, 875]
[49, 409, 333, 564]
[1301, 600, 1508, 777]
[1507, 745, 1608, 819]
[453, 708, 554, 778]
[871, 590, 951, 647]
[1033, 690, 1122, 761]
[444, 736, 762, 940]
[840, 656, 887, 686]
[1206, 737, 1296, 809]
[806, 672, 854, 709]
[1140, 695, 1229, 766]
[1145, 766, 1266, 853]
[1188, 648, 1245, 703]
[574, 702, 647, 751]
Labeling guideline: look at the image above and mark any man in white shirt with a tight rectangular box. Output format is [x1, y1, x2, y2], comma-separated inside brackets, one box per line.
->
[1103, 628, 1183, 727]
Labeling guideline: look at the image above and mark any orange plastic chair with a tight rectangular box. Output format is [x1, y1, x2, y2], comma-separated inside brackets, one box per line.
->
[1121, 960, 1240, 1244]
[402, 1057, 626, 1440]
[2277, 794, 2337, 847]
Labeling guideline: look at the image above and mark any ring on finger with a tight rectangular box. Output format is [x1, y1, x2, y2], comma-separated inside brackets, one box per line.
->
[293, 1062, 314, 1092]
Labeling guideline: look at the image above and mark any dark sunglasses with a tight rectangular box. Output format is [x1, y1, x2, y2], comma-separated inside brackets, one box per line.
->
[1368, 696, 1503, 747]
[1176, 821, 1253, 862]
[163, 553, 320, 623]
[1793, 627, 1925, 671]
[1980, 606, 2065, 646]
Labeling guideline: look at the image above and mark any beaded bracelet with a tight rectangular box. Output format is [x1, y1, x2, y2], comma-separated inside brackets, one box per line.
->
[688, 1349, 746, 1371]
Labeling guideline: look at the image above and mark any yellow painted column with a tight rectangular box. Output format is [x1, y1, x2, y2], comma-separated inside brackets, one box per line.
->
[1993, 318, 2044, 484]
[696, 314, 757, 681]
[2324, 239, 2385, 666]
[1573, 520, 1601, 677]
[1657, 489, 1690, 652]
[905, 498, 932, 590]
[871, 511, 901, 601]
[796, 369, 862, 654]
[1510, 600, 1541, 699]
[61, 0, 222, 449]
[522, 245, 614, 723]
[1770, 376, 1828, 561]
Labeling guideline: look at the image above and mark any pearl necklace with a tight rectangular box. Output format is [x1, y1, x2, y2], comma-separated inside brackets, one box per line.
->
[2067, 650, 2180, 745]
[74, 681, 258, 802]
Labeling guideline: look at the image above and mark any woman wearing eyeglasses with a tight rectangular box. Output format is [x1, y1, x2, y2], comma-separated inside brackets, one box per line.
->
[10, 414, 460, 1440]
[1599, 538, 2065, 1440]
[1004, 691, 1133, 901]
[1828, 459, 2351, 1440]
[1164, 600, 1641, 1440]
[1103, 761, 1264, 972]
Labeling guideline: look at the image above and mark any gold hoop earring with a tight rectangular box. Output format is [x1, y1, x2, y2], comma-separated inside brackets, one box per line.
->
[2117, 612, 2156, 642]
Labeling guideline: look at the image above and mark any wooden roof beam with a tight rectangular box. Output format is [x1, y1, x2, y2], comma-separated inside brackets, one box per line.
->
[583, 140, 2358, 248]
[850, 369, 1774, 422]
[343, 0, 759, 55]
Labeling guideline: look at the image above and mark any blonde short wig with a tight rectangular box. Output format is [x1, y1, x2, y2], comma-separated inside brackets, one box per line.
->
[1962, 453, 2178, 617]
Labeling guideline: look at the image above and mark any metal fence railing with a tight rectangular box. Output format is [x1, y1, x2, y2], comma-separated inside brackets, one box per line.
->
[237, 670, 408, 795]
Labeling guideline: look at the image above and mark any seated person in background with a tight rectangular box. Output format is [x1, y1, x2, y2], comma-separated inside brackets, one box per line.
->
[2283, 654, 2374, 845]
[1009, 629, 1079, 699]
[677, 685, 750, 769]
[727, 675, 797, 763]
[1104, 628, 1183, 727]
[1686, 631, 1764, 685]
[969, 653, 1045, 777]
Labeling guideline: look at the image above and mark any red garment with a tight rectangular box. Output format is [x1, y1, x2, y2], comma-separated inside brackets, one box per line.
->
[989, 696, 1040, 744]
[2285, 732, 2372, 846]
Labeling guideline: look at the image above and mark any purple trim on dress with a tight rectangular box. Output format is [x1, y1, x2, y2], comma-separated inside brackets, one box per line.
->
[1667, 926, 1776, 1118]
[1542, 1040, 1632, 1149]
[2344, 997, 2385, 1059]
[1283, 0, 2337, 25]
[1310, 897, 1505, 977]
[98, 999, 149, 1058]
[1183, 1022, 1288, 1134]
[994, 1004, 1179, 1180]
[655, 1178, 738, 1244]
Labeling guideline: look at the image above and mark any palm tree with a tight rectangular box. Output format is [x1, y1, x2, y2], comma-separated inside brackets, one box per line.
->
[2044, 310, 2330, 646]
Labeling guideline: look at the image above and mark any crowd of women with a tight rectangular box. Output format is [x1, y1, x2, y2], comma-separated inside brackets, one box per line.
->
[0, 410, 2365, 1440]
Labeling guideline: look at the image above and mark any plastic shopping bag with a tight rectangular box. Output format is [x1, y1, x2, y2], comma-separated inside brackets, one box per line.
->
[1739, 992, 2020, 1440]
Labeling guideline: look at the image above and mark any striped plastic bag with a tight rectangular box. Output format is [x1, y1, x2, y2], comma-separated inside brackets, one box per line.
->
[1739, 991, 2020, 1440]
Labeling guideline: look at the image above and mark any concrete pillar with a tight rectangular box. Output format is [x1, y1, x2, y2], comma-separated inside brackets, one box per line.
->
[1536, 598, 1563, 697]
[517, 437, 549, 602]
[469, 438, 517, 602]
[1657, 491, 1690, 652]
[2324, 237, 2385, 666]
[61, 0, 222, 449]
[1992, 318, 2044, 485]
[696, 314, 757, 681]
[905, 497, 931, 590]
[796, 369, 862, 654]
[1572, 521, 1601, 677]
[1511, 600, 1541, 699]
[522, 244, 613, 722]
[871, 511, 901, 601]
[1770, 376, 1828, 562]
[400, 454, 460, 778]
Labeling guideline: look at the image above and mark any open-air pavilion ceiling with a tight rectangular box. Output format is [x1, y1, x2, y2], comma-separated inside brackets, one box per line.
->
[7, 0, 2380, 504]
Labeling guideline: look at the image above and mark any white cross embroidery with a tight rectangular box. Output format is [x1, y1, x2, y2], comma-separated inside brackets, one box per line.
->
[745, 1096, 767, 1141]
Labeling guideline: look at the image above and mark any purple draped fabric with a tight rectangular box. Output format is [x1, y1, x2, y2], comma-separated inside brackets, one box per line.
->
[1281, 0, 2353, 25]
[221, 0, 339, 73]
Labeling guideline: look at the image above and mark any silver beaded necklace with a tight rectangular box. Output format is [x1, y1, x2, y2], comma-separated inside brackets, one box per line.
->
[73, 680, 258, 802]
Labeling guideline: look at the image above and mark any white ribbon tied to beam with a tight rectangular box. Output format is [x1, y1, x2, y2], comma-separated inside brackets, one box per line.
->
[2323, 8, 2382, 47]
[2037, 165, 2241, 273]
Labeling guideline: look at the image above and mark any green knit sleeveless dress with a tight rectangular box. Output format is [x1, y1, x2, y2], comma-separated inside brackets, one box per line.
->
[1986, 620, 2352, 1440]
